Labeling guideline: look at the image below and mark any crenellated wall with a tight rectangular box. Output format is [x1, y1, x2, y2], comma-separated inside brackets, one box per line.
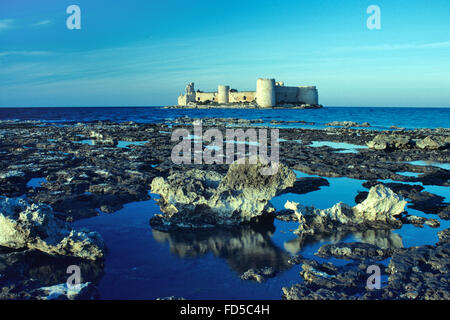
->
[177, 79, 319, 107]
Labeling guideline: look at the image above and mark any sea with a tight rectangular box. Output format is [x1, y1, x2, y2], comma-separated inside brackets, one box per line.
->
[1, 106, 449, 299]
[0, 106, 449, 130]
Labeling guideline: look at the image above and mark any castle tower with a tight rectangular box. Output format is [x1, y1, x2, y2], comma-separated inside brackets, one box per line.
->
[217, 85, 230, 104]
[256, 78, 276, 108]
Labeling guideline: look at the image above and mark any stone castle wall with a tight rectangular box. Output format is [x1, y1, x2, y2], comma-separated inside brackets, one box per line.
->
[178, 78, 318, 107]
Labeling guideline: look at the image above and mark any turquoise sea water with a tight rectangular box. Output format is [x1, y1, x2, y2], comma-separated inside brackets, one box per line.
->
[1, 106, 449, 130]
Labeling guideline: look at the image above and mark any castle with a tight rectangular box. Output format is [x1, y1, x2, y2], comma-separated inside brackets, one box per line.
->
[177, 78, 319, 108]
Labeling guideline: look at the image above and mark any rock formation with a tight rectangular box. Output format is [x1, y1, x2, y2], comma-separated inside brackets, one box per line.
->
[150, 159, 296, 230]
[367, 133, 449, 150]
[315, 242, 396, 261]
[284, 184, 407, 235]
[0, 196, 105, 260]
[416, 135, 450, 150]
[367, 134, 413, 150]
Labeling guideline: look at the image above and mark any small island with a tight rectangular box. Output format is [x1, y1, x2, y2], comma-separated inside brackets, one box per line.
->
[169, 78, 322, 109]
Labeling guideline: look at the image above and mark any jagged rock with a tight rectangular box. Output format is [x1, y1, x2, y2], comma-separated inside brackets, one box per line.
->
[0, 170, 25, 180]
[287, 254, 311, 265]
[150, 159, 296, 230]
[352, 184, 408, 222]
[416, 136, 449, 150]
[33, 282, 98, 300]
[156, 296, 186, 300]
[240, 267, 276, 283]
[420, 170, 450, 186]
[284, 241, 450, 300]
[283, 284, 348, 300]
[360, 181, 449, 219]
[316, 242, 395, 261]
[402, 215, 440, 228]
[282, 260, 382, 300]
[285, 184, 406, 236]
[387, 242, 450, 300]
[437, 228, 450, 244]
[367, 134, 413, 150]
[325, 121, 370, 128]
[0, 197, 105, 260]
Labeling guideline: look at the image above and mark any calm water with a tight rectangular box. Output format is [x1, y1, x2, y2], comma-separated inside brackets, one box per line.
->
[3, 106, 449, 299]
[72, 173, 449, 299]
[1, 106, 449, 130]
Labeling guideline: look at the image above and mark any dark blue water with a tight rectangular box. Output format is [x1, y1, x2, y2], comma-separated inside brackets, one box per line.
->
[71, 174, 449, 300]
[1, 106, 449, 130]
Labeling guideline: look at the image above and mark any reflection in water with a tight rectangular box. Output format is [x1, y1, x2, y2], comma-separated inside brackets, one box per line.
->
[152, 219, 405, 275]
[283, 229, 403, 255]
[354, 229, 404, 249]
[0, 247, 104, 287]
[152, 223, 292, 274]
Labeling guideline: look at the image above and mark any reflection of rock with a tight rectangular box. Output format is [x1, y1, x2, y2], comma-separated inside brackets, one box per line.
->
[150, 159, 296, 230]
[283, 229, 403, 256]
[284, 229, 450, 300]
[353, 229, 403, 249]
[283, 232, 349, 255]
[285, 185, 406, 236]
[0, 247, 103, 299]
[0, 197, 105, 260]
[151, 222, 291, 275]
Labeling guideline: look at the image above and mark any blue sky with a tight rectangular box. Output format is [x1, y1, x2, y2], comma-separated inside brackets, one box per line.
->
[0, 0, 449, 107]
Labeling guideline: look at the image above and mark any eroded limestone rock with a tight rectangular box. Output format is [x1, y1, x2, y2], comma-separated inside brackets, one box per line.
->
[387, 241, 450, 300]
[367, 134, 413, 150]
[150, 159, 296, 230]
[240, 267, 276, 283]
[34, 282, 98, 300]
[0, 196, 105, 260]
[416, 136, 449, 150]
[316, 242, 395, 261]
[285, 184, 406, 235]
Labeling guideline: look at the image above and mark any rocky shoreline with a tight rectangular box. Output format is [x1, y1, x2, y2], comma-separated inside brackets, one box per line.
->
[165, 103, 323, 109]
[0, 117, 448, 299]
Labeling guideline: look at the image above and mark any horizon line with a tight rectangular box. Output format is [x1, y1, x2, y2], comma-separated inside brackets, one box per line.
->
[0, 105, 449, 109]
